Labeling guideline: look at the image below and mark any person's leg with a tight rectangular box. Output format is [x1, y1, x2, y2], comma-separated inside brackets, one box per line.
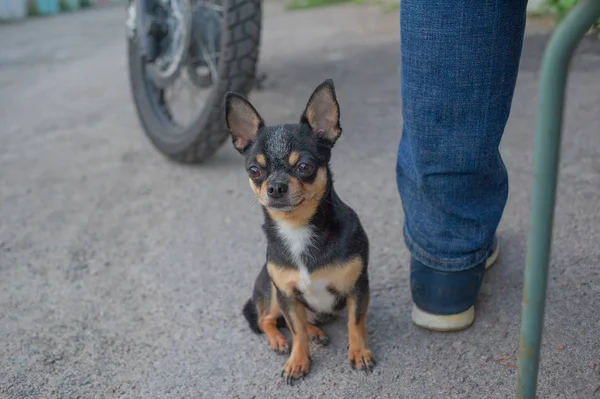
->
[397, 0, 527, 331]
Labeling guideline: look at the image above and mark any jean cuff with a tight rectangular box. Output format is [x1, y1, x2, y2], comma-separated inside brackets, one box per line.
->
[403, 225, 496, 272]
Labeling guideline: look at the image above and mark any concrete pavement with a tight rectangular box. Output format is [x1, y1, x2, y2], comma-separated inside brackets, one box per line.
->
[1, 3, 599, 398]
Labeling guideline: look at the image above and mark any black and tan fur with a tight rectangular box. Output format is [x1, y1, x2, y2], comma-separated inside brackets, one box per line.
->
[225, 79, 375, 384]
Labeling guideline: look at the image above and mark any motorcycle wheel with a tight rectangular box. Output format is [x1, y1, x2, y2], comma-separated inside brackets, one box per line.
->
[127, 0, 262, 164]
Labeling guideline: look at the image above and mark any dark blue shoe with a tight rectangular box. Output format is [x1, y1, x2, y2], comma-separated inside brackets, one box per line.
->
[411, 238, 500, 331]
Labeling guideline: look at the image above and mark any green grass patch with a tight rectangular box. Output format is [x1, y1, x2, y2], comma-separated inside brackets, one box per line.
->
[353, 0, 399, 13]
[546, 0, 600, 27]
[284, 0, 352, 11]
[284, 0, 399, 12]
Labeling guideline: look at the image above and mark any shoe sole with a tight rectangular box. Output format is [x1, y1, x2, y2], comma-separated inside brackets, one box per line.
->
[411, 239, 500, 332]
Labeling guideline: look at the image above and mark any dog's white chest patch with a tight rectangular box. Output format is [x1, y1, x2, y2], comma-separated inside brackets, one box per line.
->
[276, 222, 336, 313]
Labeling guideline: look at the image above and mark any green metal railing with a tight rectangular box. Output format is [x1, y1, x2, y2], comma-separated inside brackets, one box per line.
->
[515, 1, 600, 398]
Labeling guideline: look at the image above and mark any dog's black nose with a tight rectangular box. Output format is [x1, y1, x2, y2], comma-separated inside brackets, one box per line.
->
[267, 182, 288, 199]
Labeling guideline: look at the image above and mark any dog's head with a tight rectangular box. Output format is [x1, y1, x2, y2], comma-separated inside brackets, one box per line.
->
[225, 79, 342, 222]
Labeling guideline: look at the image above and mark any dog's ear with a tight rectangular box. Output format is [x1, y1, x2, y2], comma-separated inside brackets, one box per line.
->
[300, 79, 342, 145]
[225, 92, 265, 153]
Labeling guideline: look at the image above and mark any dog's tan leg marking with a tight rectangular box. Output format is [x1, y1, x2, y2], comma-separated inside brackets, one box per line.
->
[347, 294, 375, 371]
[280, 299, 311, 383]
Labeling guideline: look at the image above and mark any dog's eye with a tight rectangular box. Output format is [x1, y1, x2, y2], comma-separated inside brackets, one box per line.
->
[248, 166, 262, 179]
[296, 163, 314, 175]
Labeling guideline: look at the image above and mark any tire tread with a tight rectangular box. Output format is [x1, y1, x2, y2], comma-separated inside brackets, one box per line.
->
[128, 0, 262, 164]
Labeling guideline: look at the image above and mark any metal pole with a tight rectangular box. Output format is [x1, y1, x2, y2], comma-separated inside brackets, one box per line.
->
[516, 1, 600, 398]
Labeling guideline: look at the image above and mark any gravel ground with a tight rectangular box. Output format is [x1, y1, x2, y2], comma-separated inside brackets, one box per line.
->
[0, 3, 599, 398]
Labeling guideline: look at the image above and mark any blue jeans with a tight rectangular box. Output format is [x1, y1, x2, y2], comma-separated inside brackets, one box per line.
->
[397, 0, 528, 272]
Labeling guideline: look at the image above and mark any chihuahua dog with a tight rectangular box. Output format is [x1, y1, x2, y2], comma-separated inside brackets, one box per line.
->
[225, 79, 375, 384]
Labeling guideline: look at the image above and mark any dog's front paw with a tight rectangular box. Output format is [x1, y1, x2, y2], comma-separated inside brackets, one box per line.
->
[348, 348, 376, 373]
[281, 355, 311, 385]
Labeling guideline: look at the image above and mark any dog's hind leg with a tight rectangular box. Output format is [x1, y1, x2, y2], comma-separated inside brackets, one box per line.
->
[307, 323, 329, 347]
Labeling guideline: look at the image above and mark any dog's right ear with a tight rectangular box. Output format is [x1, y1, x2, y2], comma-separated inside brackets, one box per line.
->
[225, 92, 265, 153]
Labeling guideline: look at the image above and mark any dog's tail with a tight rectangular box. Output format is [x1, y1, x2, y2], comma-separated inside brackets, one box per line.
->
[242, 299, 262, 334]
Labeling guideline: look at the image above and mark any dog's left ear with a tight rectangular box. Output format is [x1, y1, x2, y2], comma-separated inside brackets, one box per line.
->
[300, 79, 342, 145]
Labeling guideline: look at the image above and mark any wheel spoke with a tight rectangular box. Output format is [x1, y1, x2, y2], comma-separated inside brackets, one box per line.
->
[198, 40, 219, 79]
[193, 0, 224, 14]
[142, 0, 224, 131]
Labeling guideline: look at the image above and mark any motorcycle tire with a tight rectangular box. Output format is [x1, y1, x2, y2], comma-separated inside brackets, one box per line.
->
[127, 0, 262, 164]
